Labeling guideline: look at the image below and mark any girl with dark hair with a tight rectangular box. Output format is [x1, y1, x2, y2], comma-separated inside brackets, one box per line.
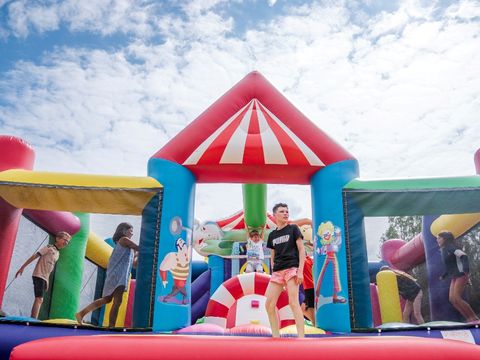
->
[437, 230, 479, 323]
[76, 222, 139, 327]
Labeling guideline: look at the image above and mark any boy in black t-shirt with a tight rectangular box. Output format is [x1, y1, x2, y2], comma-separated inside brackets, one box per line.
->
[265, 203, 306, 338]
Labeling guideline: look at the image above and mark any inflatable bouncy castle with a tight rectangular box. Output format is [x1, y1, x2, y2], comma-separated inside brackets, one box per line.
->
[1, 72, 480, 360]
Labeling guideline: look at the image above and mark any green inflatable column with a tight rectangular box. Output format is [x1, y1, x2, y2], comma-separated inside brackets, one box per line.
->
[47, 212, 89, 319]
[242, 184, 267, 229]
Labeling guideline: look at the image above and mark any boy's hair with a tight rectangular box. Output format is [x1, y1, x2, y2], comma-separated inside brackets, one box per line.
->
[113, 222, 133, 243]
[272, 203, 288, 214]
[56, 231, 71, 240]
[438, 230, 454, 243]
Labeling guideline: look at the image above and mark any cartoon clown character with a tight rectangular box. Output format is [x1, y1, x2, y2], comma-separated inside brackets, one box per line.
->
[159, 237, 191, 304]
[315, 221, 345, 305]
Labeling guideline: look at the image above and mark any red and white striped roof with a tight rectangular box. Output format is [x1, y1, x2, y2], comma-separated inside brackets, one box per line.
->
[153, 71, 354, 183]
[183, 99, 324, 167]
[216, 210, 277, 231]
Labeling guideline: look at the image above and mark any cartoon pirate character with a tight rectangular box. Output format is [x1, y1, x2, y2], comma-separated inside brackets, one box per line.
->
[159, 237, 191, 304]
[315, 221, 346, 305]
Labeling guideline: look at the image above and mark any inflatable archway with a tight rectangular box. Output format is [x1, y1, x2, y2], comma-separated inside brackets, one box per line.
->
[149, 71, 358, 332]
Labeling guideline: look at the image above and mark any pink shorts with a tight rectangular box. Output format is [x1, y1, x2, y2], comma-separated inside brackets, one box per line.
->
[270, 267, 298, 286]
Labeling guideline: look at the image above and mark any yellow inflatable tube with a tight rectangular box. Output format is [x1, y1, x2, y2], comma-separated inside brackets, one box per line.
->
[102, 278, 132, 327]
[86, 231, 113, 269]
[376, 270, 402, 324]
[430, 213, 480, 238]
[280, 324, 326, 335]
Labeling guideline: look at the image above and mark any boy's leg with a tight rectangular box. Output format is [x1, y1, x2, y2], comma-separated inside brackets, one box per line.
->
[303, 288, 315, 326]
[264, 281, 284, 337]
[31, 297, 43, 319]
[305, 307, 315, 327]
[245, 262, 254, 273]
[108, 286, 126, 328]
[31, 277, 47, 319]
[285, 277, 305, 338]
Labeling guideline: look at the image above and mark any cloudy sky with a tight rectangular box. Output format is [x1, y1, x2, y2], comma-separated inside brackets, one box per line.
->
[1, 0, 480, 238]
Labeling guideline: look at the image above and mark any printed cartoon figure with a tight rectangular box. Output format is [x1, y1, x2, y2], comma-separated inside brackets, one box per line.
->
[299, 224, 313, 255]
[192, 221, 225, 256]
[315, 221, 345, 306]
[159, 234, 191, 304]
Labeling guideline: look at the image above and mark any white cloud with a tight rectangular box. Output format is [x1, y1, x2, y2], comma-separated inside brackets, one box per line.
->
[180, 0, 228, 16]
[6, 1, 31, 37]
[3, 0, 160, 38]
[445, 0, 480, 20]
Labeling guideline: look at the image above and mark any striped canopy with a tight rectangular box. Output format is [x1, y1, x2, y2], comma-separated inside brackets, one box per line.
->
[183, 98, 324, 167]
[216, 210, 277, 231]
[153, 71, 354, 183]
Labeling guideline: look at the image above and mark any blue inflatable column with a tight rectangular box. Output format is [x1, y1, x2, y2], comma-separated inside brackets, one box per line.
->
[208, 255, 225, 296]
[311, 159, 359, 332]
[146, 158, 195, 331]
[422, 215, 461, 321]
[133, 190, 163, 328]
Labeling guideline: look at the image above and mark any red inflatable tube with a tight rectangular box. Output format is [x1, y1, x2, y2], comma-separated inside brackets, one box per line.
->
[0, 136, 35, 307]
[22, 209, 81, 236]
[0, 136, 35, 171]
[10, 335, 480, 360]
[381, 234, 425, 271]
[390, 233, 425, 270]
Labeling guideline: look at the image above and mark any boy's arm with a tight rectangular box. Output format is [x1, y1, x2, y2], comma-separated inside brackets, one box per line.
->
[118, 237, 140, 251]
[296, 238, 306, 285]
[16, 253, 40, 277]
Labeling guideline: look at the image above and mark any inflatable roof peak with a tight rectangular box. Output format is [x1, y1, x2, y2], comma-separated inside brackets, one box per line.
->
[152, 71, 354, 184]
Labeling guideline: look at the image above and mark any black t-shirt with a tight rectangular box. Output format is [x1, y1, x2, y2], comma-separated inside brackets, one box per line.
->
[267, 224, 303, 272]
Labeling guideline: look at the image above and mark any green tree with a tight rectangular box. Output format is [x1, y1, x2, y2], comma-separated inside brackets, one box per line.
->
[380, 216, 422, 242]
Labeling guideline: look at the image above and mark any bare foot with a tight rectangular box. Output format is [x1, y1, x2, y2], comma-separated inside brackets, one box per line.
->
[75, 312, 83, 325]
